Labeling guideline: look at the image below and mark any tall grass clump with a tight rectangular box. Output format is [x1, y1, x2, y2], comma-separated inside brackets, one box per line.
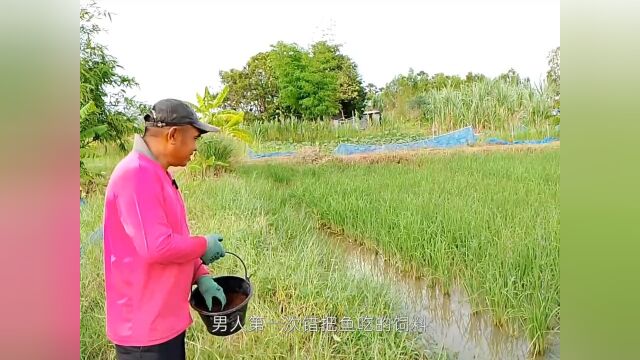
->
[383, 77, 558, 134]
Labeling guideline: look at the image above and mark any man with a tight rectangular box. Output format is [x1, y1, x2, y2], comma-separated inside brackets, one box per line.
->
[103, 99, 227, 360]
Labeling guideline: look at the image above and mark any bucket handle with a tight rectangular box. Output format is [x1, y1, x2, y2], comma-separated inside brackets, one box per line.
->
[200, 251, 250, 280]
[222, 251, 249, 280]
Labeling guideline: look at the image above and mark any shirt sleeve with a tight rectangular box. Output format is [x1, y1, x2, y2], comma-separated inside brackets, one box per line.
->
[115, 167, 207, 264]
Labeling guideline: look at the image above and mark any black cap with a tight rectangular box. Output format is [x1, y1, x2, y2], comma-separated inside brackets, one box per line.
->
[144, 99, 220, 133]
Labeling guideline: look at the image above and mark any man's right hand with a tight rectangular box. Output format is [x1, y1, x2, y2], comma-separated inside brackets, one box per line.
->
[201, 234, 225, 265]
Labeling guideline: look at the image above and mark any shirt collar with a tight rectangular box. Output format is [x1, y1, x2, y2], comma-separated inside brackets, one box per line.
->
[131, 134, 178, 187]
[132, 134, 160, 165]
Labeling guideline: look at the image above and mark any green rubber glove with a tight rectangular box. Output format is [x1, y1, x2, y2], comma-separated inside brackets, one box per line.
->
[201, 234, 225, 265]
[197, 276, 227, 311]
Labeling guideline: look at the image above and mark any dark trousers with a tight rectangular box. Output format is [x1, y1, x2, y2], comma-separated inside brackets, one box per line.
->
[114, 332, 186, 360]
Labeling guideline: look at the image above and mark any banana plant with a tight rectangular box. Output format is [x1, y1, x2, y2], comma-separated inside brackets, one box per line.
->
[191, 86, 253, 144]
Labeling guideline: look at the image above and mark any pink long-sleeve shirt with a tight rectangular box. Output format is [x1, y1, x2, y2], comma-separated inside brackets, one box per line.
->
[102, 135, 210, 346]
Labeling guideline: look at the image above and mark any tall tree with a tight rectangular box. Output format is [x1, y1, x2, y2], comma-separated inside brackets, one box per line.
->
[219, 40, 365, 121]
[269, 42, 339, 120]
[268, 42, 308, 118]
[220, 52, 279, 121]
[310, 41, 365, 118]
[218, 68, 249, 111]
[245, 52, 279, 117]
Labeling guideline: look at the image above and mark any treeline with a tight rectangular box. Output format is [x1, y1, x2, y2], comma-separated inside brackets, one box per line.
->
[219, 41, 366, 122]
[218, 41, 560, 129]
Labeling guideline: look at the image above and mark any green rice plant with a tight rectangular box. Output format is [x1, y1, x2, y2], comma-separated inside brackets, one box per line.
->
[81, 143, 559, 358]
[239, 148, 560, 356]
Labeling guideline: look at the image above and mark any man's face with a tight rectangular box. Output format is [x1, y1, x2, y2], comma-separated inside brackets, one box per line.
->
[166, 125, 202, 167]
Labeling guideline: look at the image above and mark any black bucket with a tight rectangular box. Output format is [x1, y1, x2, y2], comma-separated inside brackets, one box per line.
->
[190, 251, 252, 336]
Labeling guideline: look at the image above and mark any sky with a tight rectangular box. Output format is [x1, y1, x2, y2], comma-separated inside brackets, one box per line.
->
[93, 0, 560, 105]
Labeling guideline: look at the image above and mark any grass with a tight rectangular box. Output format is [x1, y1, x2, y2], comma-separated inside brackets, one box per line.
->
[81, 174, 427, 359]
[81, 143, 129, 195]
[83, 142, 129, 172]
[477, 123, 560, 143]
[80, 136, 559, 358]
[238, 148, 560, 356]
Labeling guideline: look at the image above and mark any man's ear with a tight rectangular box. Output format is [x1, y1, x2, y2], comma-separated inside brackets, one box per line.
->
[167, 127, 179, 144]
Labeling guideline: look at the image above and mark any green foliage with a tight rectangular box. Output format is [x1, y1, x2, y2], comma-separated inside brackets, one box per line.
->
[80, 102, 105, 147]
[546, 47, 560, 97]
[378, 69, 467, 121]
[310, 41, 366, 118]
[188, 87, 250, 176]
[186, 134, 239, 178]
[220, 40, 365, 122]
[375, 69, 557, 132]
[217, 43, 560, 137]
[546, 46, 560, 115]
[80, 2, 142, 148]
[80, 1, 145, 192]
[243, 149, 560, 356]
[192, 86, 253, 144]
[80, 100, 107, 192]
[197, 135, 238, 165]
[268, 42, 335, 119]
[186, 154, 225, 179]
[220, 52, 280, 121]
[247, 116, 427, 146]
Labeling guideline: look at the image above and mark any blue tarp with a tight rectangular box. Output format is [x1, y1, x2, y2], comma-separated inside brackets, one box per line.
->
[484, 137, 559, 145]
[333, 126, 477, 156]
[247, 148, 296, 159]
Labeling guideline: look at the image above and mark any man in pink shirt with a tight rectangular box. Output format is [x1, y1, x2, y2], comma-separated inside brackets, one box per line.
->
[103, 99, 228, 359]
